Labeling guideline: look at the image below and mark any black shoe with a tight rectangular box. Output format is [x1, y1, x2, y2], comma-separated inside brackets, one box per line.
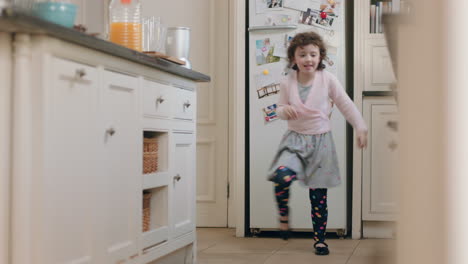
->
[279, 219, 290, 240]
[314, 241, 329, 255]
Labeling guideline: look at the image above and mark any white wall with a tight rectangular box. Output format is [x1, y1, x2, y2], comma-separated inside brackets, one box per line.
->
[0, 0, 10, 8]
[69, 0, 105, 37]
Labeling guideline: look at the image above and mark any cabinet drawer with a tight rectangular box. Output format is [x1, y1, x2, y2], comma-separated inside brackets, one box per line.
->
[52, 57, 97, 86]
[143, 80, 173, 118]
[173, 89, 195, 121]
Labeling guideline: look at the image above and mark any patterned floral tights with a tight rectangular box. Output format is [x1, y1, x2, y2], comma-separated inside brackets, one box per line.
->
[272, 166, 328, 243]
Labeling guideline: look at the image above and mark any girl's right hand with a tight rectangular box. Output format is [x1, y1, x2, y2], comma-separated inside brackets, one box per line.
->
[356, 130, 368, 149]
[283, 105, 298, 120]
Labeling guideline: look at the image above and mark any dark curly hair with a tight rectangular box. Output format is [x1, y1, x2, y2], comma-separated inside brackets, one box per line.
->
[287, 31, 327, 71]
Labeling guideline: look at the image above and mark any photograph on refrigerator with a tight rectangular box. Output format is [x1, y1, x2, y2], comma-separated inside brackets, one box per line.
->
[256, 38, 281, 65]
[262, 104, 279, 123]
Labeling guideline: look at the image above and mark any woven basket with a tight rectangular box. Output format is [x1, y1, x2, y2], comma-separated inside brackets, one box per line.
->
[142, 192, 153, 232]
[143, 137, 158, 174]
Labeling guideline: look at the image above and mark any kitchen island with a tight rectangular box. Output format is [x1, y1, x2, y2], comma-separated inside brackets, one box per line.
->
[0, 7, 209, 264]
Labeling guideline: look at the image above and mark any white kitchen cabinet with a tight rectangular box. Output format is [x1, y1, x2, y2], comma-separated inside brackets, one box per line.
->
[100, 70, 140, 262]
[353, 1, 399, 238]
[41, 59, 141, 263]
[362, 97, 398, 221]
[4, 30, 204, 264]
[172, 132, 196, 238]
[364, 38, 395, 91]
[41, 57, 100, 264]
[139, 79, 197, 263]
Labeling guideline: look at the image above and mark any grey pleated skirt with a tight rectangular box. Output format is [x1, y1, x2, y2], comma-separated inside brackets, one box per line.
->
[267, 130, 341, 188]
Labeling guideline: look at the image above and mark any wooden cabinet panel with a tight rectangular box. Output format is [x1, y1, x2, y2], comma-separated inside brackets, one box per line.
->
[362, 97, 398, 221]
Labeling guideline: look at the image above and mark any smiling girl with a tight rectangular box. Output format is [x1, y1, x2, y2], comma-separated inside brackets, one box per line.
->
[267, 31, 368, 255]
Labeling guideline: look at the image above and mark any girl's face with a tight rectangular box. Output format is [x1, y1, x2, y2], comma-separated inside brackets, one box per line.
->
[293, 44, 321, 73]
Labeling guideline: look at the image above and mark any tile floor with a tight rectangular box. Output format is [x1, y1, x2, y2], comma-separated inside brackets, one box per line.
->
[196, 228, 396, 264]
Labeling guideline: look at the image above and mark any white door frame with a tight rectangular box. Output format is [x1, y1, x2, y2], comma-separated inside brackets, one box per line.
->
[0, 32, 12, 264]
[228, 0, 246, 236]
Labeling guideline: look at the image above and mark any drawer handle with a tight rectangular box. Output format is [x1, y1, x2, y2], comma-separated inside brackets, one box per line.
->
[174, 174, 181, 182]
[106, 127, 116, 136]
[75, 69, 86, 79]
[156, 96, 165, 104]
[388, 140, 398, 151]
[183, 101, 191, 108]
[387, 121, 398, 131]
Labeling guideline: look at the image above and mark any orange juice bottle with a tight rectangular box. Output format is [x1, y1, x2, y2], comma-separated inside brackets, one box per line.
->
[109, 0, 142, 52]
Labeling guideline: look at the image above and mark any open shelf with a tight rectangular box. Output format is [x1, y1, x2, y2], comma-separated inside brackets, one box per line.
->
[143, 131, 168, 174]
[143, 172, 170, 190]
[142, 187, 169, 249]
[369, 0, 395, 34]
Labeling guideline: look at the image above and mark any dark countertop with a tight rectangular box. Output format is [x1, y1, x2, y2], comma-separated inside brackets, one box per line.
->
[0, 7, 210, 82]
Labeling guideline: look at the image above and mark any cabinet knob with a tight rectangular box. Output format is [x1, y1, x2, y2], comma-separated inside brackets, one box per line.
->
[388, 140, 398, 151]
[156, 96, 165, 104]
[387, 121, 398, 131]
[183, 101, 191, 108]
[174, 174, 181, 182]
[75, 69, 86, 79]
[106, 127, 116, 136]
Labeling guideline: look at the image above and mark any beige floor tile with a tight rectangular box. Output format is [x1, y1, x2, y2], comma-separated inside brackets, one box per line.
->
[357, 238, 397, 249]
[277, 238, 358, 256]
[347, 255, 395, 264]
[352, 246, 395, 257]
[197, 252, 271, 264]
[197, 228, 236, 240]
[264, 252, 349, 264]
[197, 240, 217, 252]
[202, 237, 288, 254]
[196, 228, 236, 251]
[195, 228, 396, 264]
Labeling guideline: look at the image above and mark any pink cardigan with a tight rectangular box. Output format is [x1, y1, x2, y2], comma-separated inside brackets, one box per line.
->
[276, 70, 367, 135]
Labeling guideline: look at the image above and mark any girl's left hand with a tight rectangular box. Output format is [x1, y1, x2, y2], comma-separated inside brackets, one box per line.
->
[356, 130, 368, 149]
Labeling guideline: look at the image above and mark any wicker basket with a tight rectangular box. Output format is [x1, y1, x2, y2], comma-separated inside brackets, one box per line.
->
[143, 137, 158, 174]
[142, 192, 153, 232]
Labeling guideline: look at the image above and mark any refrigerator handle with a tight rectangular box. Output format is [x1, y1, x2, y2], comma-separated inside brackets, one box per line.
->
[248, 25, 298, 32]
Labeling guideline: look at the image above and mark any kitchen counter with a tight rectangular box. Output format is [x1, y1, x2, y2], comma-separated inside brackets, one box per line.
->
[0, 7, 210, 82]
[1, 6, 203, 263]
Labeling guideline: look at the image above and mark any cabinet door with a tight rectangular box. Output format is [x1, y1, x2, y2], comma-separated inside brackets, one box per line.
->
[172, 132, 196, 238]
[362, 97, 398, 221]
[41, 57, 99, 264]
[364, 38, 396, 91]
[100, 70, 140, 262]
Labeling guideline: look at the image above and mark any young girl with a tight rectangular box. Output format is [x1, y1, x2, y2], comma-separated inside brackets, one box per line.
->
[268, 31, 368, 255]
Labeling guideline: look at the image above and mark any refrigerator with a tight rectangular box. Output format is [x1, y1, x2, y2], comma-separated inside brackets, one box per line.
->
[248, 0, 348, 234]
